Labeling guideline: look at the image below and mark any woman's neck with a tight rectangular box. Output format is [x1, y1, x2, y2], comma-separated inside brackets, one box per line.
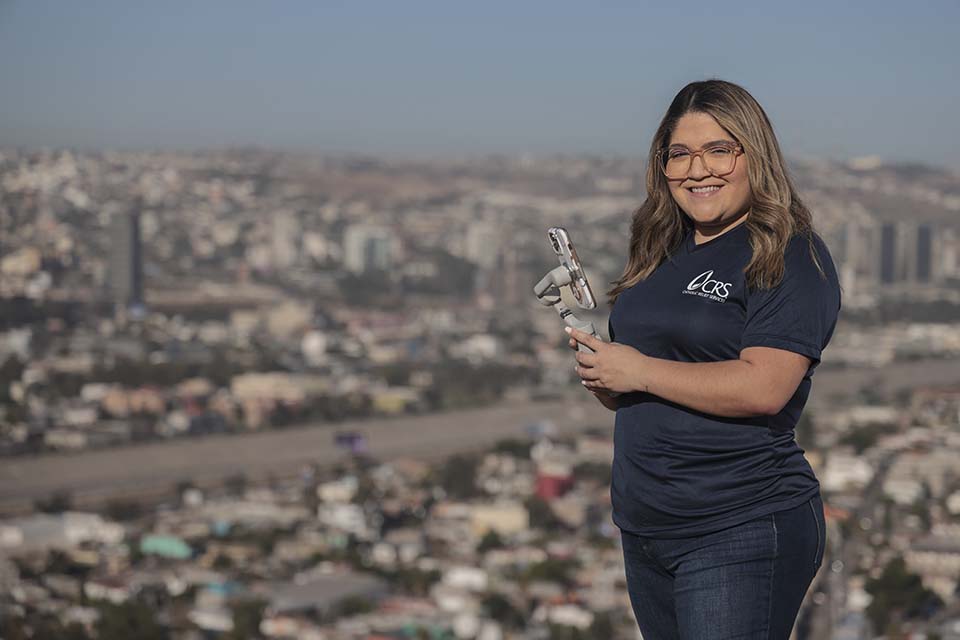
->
[692, 210, 750, 245]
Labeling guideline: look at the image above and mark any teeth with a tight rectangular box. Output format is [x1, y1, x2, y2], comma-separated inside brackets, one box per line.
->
[691, 186, 721, 193]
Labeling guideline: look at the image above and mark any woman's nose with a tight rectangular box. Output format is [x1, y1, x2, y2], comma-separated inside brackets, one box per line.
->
[687, 154, 710, 179]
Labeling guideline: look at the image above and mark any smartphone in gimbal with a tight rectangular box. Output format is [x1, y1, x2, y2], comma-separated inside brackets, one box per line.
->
[547, 227, 597, 310]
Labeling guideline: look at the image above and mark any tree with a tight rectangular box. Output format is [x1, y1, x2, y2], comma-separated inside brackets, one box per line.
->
[44, 549, 91, 579]
[424, 362, 533, 411]
[0, 616, 28, 640]
[0, 617, 89, 640]
[478, 529, 505, 553]
[573, 462, 611, 486]
[587, 611, 615, 639]
[437, 454, 480, 500]
[481, 592, 525, 630]
[35, 490, 73, 513]
[838, 422, 898, 454]
[391, 567, 441, 597]
[96, 601, 168, 640]
[525, 495, 564, 531]
[909, 494, 933, 532]
[522, 557, 580, 589]
[492, 438, 532, 459]
[224, 472, 248, 497]
[104, 499, 145, 522]
[336, 595, 375, 617]
[226, 598, 267, 640]
[0, 355, 25, 402]
[547, 623, 587, 640]
[865, 557, 943, 633]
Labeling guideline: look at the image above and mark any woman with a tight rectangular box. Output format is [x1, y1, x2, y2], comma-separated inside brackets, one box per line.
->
[566, 79, 841, 639]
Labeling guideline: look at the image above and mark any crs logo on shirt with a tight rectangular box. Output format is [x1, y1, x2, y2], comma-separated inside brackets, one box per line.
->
[682, 269, 733, 302]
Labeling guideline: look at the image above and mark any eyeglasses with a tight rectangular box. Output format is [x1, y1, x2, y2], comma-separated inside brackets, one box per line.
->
[655, 141, 744, 180]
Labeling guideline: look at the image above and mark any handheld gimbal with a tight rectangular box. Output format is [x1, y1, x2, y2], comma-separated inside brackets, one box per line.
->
[533, 264, 600, 354]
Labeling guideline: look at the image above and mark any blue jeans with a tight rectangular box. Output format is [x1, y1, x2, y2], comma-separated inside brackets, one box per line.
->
[620, 494, 826, 640]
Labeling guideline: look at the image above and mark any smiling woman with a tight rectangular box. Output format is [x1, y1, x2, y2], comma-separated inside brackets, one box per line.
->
[662, 113, 754, 245]
[568, 78, 841, 640]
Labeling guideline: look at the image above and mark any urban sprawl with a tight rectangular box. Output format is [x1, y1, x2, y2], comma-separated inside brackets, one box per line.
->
[1, 148, 960, 638]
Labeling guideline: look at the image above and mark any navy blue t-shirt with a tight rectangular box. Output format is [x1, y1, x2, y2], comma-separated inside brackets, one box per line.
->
[607, 222, 841, 538]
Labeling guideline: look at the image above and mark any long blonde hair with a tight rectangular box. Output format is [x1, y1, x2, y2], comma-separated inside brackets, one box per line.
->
[608, 79, 826, 306]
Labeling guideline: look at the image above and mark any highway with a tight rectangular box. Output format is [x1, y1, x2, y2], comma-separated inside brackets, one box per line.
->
[0, 396, 612, 513]
[2, 357, 957, 516]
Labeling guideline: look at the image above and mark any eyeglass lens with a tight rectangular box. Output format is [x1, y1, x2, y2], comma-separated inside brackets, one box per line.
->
[663, 144, 738, 178]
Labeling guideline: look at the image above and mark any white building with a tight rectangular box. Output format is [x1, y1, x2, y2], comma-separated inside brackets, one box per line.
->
[343, 224, 394, 274]
[0, 512, 125, 551]
[822, 451, 875, 493]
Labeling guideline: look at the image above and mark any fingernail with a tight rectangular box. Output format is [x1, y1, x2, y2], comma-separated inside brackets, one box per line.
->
[564, 327, 572, 334]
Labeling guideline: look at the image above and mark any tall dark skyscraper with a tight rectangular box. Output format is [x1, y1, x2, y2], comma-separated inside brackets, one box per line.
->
[876, 222, 938, 286]
[109, 209, 145, 313]
[916, 223, 933, 283]
[879, 223, 897, 285]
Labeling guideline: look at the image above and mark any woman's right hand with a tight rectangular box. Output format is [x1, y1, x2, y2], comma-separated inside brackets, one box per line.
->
[568, 335, 619, 411]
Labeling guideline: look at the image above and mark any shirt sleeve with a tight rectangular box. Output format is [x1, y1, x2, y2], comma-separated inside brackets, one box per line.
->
[607, 316, 616, 342]
[740, 233, 841, 366]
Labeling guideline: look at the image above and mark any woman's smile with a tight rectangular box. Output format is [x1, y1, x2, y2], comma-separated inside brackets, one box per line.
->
[686, 184, 725, 198]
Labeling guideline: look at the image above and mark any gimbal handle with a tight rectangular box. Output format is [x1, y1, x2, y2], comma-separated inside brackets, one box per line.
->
[533, 266, 599, 353]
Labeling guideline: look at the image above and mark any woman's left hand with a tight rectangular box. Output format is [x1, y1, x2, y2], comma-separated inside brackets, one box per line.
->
[566, 327, 647, 395]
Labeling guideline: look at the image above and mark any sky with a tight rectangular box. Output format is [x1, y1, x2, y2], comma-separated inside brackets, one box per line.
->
[1, 1, 958, 167]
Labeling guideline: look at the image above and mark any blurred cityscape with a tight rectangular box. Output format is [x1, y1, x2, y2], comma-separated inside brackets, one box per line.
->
[1, 147, 960, 639]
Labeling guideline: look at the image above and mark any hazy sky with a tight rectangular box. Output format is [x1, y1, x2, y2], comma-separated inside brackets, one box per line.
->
[1, 1, 958, 167]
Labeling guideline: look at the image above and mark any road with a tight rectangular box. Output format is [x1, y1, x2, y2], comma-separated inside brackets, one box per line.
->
[0, 397, 612, 513]
[809, 358, 960, 402]
[3, 358, 956, 516]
